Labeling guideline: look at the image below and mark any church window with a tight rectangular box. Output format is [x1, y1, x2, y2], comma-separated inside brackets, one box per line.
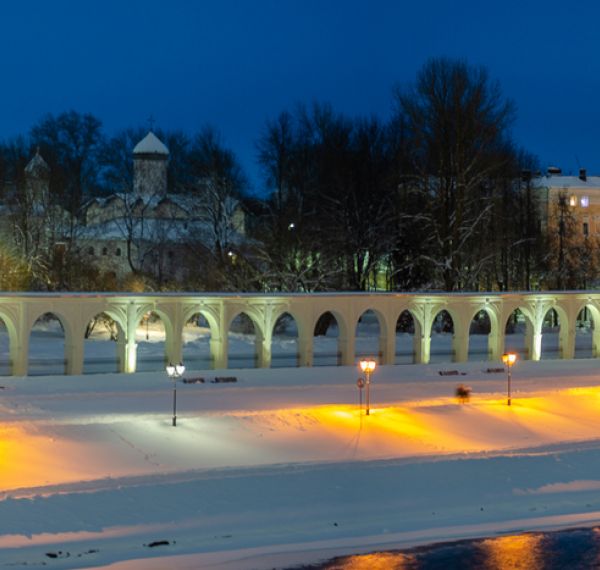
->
[102, 247, 108, 256]
[115, 248, 121, 256]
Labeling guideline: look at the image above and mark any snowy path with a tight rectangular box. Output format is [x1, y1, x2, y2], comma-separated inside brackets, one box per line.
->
[3, 360, 600, 568]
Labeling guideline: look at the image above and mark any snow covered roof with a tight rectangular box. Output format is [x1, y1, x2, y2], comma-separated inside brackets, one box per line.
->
[79, 217, 218, 242]
[133, 131, 169, 156]
[534, 175, 600, 190]
[24, 148, 49, 176]
[85, 192, 195, 212]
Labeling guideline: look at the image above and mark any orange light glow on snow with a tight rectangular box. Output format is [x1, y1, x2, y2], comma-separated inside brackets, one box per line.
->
[0, 423, 82, 492]
[482, 533, 544, 568]
[5, 386, 600, 493]
[329, 551, 416, 569]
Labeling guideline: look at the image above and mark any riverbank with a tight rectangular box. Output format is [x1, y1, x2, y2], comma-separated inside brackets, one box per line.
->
[2, 360, 600, 568]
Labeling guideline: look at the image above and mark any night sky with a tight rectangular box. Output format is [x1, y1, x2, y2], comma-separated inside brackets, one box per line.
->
[1, 0, 599, 193]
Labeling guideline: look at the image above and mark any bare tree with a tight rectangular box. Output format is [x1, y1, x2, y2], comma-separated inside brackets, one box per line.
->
[30, 110, 103, 212]
[187, 126, 247, 269]
[395, 58, 517, 290]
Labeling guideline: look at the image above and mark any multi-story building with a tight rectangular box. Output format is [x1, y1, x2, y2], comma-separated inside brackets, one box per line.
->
[534, 168, 600, 238]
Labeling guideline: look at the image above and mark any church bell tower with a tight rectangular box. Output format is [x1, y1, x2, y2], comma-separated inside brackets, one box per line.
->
[132, 131, 169, 198]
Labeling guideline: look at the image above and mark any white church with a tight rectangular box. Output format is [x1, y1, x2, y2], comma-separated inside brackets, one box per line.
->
[77, 131, 245, 285]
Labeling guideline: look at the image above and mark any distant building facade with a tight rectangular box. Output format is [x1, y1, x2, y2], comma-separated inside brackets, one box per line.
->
[79, 131, 245, 285]
[0, 132, 246, 287]
[534, 168, 600, 238]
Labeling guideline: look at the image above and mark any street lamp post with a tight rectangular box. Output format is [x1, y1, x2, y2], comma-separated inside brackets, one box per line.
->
[359, 359, 377, 415]
[501, 352, 517, 406]
[166, 362, 185, 426]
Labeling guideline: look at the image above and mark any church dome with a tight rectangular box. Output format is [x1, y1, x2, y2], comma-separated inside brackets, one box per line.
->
[133, 131, 169, 156]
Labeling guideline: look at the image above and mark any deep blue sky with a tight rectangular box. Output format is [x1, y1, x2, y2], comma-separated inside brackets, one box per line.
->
[1, 0, 599, 193]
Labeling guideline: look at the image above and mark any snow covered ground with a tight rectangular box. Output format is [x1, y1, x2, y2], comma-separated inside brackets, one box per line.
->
[3, 330, 600, 568]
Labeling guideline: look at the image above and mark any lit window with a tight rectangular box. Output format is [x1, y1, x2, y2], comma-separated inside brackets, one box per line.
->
[569, 195, 577, 207]
[581, 196, 590, 207]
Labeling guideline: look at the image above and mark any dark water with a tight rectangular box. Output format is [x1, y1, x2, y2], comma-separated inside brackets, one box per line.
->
[295, 527, 600, 569]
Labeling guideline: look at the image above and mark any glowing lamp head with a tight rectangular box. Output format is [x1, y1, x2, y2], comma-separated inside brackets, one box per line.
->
[359, 359, 377, 373]
[166, 362, 185, 377]
[502, 352, 517, 367]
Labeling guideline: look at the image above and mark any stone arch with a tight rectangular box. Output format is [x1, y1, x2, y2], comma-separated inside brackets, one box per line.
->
[226, 307, 266, 342]
[540, 306, 567, 360]
[28, 311, 71, 376]
[228, 311, 262, 368]
[394, 309, 420, 364]
[182, 312, 214, 370]
[83, 311, 124, 374]
[504, 307, 534, 360]
[80, 305, 127, 338]
[574, 302, 600, 358]
[271, 311, 300, 367]
[429, 309, 455, 364]
[28, 308, 74, 343]
[354, 308, 384, 363]
[313, 309, 349, 341]
[467, 307, 498, 361]
[0, 311, 16, 376]
[134, 309, 168, 371]
[313, 310, 347, 366]
[136, 305, 175, 343]
[183, 305, 220, 338]
[182, 304, 222, 369]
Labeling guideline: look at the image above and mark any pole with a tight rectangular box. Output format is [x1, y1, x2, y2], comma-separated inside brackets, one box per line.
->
[356, 378, 365, 415]
[507, 367, 511, 406]
[172, 380, 177, 426]
[366, 371, 371, 415]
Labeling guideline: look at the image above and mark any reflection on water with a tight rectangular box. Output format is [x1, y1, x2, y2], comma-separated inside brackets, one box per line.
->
[314, 552, 416, 569]
[300, 527, 600, 569]
[482, 534, 544, 569]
